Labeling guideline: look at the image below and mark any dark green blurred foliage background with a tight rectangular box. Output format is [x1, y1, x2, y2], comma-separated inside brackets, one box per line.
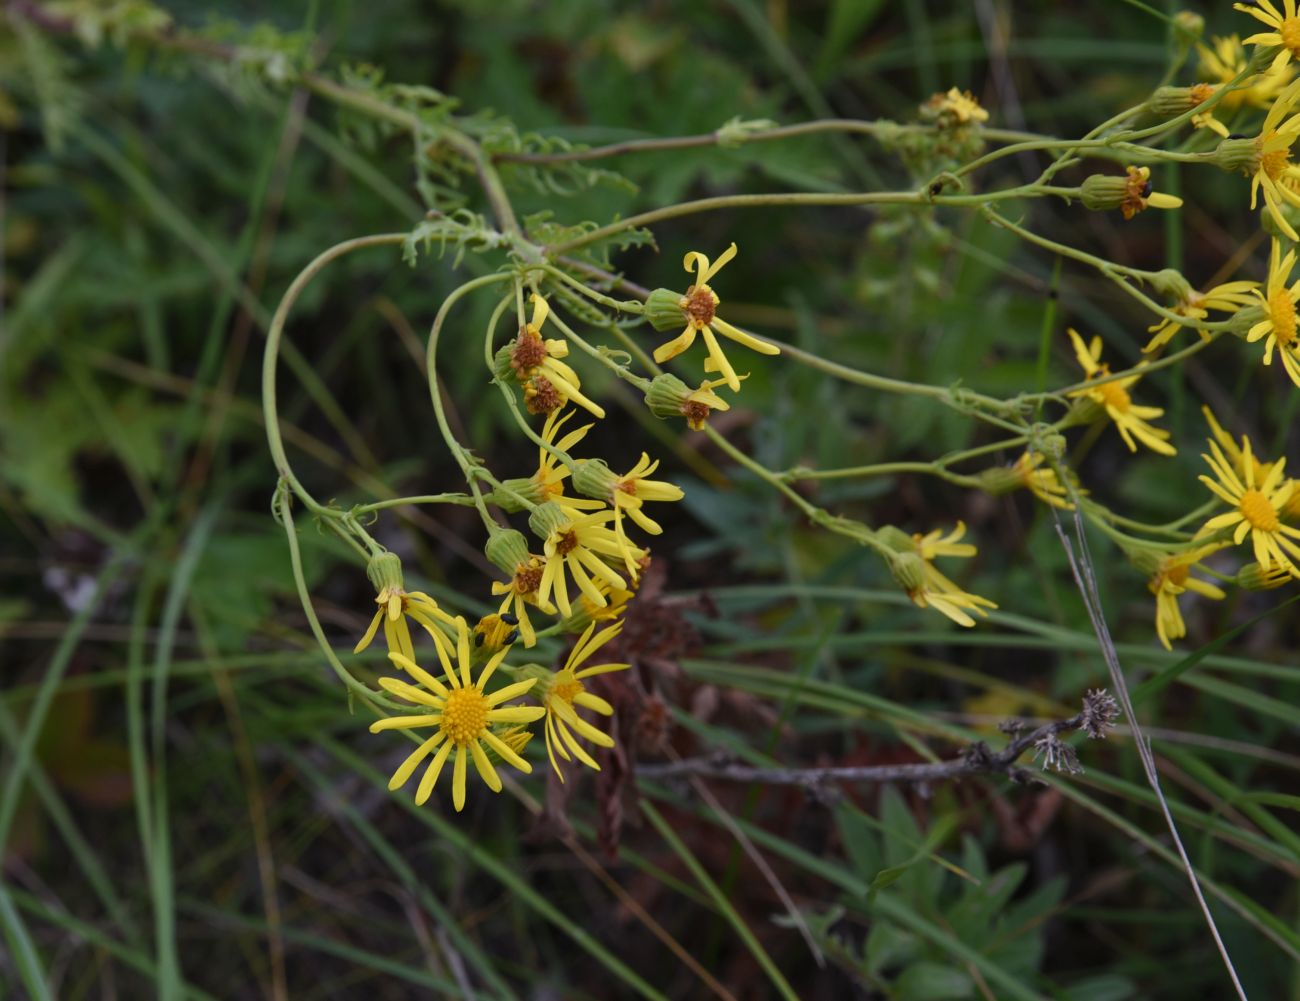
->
[2, 2, 1298, 999]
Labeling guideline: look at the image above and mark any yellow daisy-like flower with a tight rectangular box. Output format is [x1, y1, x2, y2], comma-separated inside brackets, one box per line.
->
[652, 243, 780, 392]
[1237, 0, 1300, 71]
[1202, 407, 1300, 523]
[1197, 436, 1300, 576]
[596, 453, 685, 572]
[559, 577, 636, 633]
[1200, 34, 1293, 112]
[370, 618, 545, 812]
[533, 409, 602, 508]
[1119, 166, 1184, 220]
[1242, 82, 1300, 240]
[903, 523, 998, 628]
[1143, 280, 1259, 352]
[354, 555, 457, 663]
[922, 87, 989, 125]
[1010, 451, 1077, 510]
[490, 555, 554, 648]
[510, 294, 605, 419]
[539, 621, 630, 781]
[1066, 329, 1175, 456]
[1246, 238, 1300, 386]
[1148, 545, 1228, 651]
[531, 502, 641, 618]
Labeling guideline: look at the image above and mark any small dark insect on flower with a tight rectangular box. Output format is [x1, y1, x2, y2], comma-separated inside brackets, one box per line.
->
[1079, 688, 1121, 740]
[1141, 179, 1153, 198]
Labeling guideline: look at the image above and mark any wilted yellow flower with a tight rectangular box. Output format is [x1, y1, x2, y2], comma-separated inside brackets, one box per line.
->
[890, 523, 998, 628]
[1120, 166, 1184, 219]
[1067, 329, 1175, 456]
[1148, 545, 1228, 650]
[1198, 436, 1300, 576]
[1010, 451, 1079, 509]
[510, 294, 605, 418]
[922, 87, 989, 125]
[1144, 280, 1258, 352]
[1245, 238, 1300, 386]
[371, 618, 545, 812]
[652, 243, 780, 392]
[355, 553, 457, 663]
[539, 621, 629, 781]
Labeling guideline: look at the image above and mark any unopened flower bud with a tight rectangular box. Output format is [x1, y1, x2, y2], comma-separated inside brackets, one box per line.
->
[1148, 83, 1213, 118]
[1148, 268, 1194, 303]
[1170, 11, 1204, 48]
[484, 725, 533, 764]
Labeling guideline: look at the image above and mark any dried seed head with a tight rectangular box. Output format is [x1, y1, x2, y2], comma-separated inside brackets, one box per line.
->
[1079, 688, 1121, 739]
[1032, 732, 1083, 774]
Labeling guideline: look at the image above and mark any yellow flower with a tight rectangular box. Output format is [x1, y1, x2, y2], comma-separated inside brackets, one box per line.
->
[510, 294, 605, 418]
[1120, 166, 1184, 220]
[472, 613, 519, 656]
[1199, 34, 1293, 111]
[540, 621, 629, 781]
[531, 502, 641, 618]
[558, 578, 636, 633]
[1246, 238, 1300, 386]
[1066, 329, 1175, 456]
[1237, 0, 1300, 71]
[354, 554, 457, 663]
[922, 87, 989, 125]
[490, 555, 554, 648]
[1010, 451, 1078, 510]
[1143, 280, 1258, 352]
[533, 409, 602, 508]
[897, 523, 998, 628]
[370, 618, 545, 811]
[652, 243, 780, 392]
[1148, 545, 1228, 650]
[578, 453, 685, 573]
[1202, 406, 1300, 523]
[681, 376, 736, 430]
[1197, 436, 1300, 576]
[1243, 82, 1300, 240]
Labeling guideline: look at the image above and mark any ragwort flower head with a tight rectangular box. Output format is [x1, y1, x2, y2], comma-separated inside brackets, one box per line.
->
[1246, 238, 1300, 386]
[354, 552, 456, 663]
[529, 501, 642, 619]
[921, 87, 990, 126]
[538, 621, 630, 781]
[1198, 435, 1300, 577]
[1147, 544, 1228, 650]
[1199, 33, 1293, 111]
[882, 523, 998, 628]
[1066, 329, 1175, 456]
[573, 453, 685, 574]
[1143, 280, 1258, 353]
[1236, 0, 1300, 72]
[508, 294, 605, 418]
[370, 618, 545, 812]
[651, 243, 780, 392]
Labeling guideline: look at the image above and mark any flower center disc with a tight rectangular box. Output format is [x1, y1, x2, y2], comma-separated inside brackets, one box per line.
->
[1240, 488, 1281, 531]
[1283, 17, 1300, 54]
[1096, 381, 1132, 413]
[1262, 146, 1292, 180]
[683, 285, 718, 327]
[551, 673, 584, 704]
[1269, 287, 1298, 346]
[511, 330, 548, 373]
[514, 562, 543, 594]
[555, 529, 579, 556]
[441, 688, 489, 746]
